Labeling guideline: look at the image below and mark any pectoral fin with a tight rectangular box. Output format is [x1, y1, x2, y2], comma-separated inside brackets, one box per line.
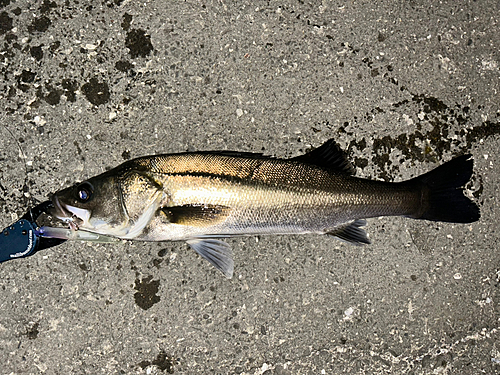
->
[186, 238, 234, 278]
[161, 204, 231, 226]
[327, 219, 370, 245]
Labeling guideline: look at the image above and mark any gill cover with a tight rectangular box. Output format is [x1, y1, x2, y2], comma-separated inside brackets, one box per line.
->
[118, 171, 164, 238]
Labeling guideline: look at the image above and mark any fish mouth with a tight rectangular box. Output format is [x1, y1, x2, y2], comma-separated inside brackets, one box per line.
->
[49, 195, 82, 230]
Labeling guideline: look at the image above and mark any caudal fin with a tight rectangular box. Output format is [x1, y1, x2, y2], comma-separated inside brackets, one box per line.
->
[410, 155, 480, 223]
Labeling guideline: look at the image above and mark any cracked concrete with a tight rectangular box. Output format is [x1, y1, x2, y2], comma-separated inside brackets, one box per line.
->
[0, 0, 499, 374]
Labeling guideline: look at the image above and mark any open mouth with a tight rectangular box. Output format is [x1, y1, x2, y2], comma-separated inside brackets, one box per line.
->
[50, 195, 82, 230]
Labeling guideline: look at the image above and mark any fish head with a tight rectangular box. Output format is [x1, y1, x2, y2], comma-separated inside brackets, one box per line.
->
[50, 172, 130, 235]
[50, 169, 164, 238]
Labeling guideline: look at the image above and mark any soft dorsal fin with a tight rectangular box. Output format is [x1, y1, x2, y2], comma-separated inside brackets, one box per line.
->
[292, 139, 355, 175]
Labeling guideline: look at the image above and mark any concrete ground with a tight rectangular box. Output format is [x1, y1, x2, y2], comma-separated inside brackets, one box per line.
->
[1, 1, 499, 374]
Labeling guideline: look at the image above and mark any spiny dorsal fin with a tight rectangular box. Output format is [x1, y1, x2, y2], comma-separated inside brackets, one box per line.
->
[292, 139, 355, 175]
[161, 204, 231, 226]
[326, 219, 370, 245]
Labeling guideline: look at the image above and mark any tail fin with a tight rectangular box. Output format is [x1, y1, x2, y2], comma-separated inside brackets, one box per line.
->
[410, 155, 480, 223]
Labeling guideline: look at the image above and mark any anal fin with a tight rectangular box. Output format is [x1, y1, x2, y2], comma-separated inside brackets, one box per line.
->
[186, 238, 234, 278]
[326, 219, 370, 245]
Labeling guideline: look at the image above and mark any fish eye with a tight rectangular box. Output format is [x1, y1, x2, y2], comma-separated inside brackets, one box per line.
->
[76, 182, 93, 203]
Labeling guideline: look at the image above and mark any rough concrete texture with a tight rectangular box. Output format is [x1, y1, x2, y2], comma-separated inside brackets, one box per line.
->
[0, 0, 499, 374]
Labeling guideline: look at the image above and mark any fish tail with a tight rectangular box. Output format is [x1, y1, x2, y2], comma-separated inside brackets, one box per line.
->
[409, 154, 480, 223]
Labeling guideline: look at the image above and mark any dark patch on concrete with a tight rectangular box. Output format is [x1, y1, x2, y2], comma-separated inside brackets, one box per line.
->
[30, 44, 43, 60]
[17, 70, 36, 92]
[7, 85, 15, 98]
[115, 60, 133, 72]
[152, 258, 164, 268]
[121, 149, 130, 160]
[338, 44, 497, 179]
[4, 29, 16, 43]
[82, 77, 110, 106]
[157, 248, 169, 257]
[463, 121, 500, 150]
[28, 16, 51, 33]
[104, 0, 125, 8]
[49, 40, 60, 52]
[125, 28, 153, 58]
[79, 263, 90, 272]
[133, 275, 160, 310]
[121, 12, 132, 31]
[25, 322, 39, 339]
[412, 94, 448, 114]
[43, 85, 61, 105]
[392, 99, 409, 108]
[73, 140, 85, 160]
[137, 351, 176, 373]
[39, 0, 57, 14]
[18, 69, 36, 83]
[0, 0, 11, 9]
[345, 91, 500, 181]
[0, 11, 12, 35]
[61, 78, 78, 102]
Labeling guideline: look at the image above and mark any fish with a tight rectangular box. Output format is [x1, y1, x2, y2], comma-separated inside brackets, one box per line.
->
[49, 139, 480, 278]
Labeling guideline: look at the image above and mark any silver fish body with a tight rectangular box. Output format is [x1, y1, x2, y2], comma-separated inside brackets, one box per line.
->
[50, 139, 480, 277]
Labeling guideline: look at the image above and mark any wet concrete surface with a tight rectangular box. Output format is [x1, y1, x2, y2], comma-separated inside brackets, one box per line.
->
[0, 1, 499, 374]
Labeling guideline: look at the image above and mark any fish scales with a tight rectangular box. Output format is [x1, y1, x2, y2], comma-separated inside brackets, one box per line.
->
[129, 153, 420, 237]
